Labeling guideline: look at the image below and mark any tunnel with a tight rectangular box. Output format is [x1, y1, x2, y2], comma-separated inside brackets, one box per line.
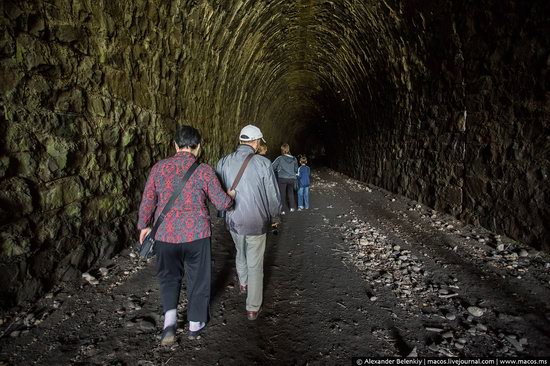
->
[0, 0, 549, 363]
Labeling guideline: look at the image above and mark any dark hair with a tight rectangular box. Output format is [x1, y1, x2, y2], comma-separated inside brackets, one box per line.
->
[175, 125, 201, 149]
[281, 143, 290, 154]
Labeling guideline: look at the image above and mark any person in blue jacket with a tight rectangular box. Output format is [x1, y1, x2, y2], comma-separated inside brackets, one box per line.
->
[297, 156, 311, 210]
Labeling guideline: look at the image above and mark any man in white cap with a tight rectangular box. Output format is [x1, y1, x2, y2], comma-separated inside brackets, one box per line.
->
[216, 124, 282, 320]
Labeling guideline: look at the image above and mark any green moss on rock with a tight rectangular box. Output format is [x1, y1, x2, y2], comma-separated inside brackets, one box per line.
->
[5, 123, 33, 152]
[0, 223, 31, 257]
[0, 177, 34, 218]
[35, 215, 62, 243]
[122, 128, 135, 147]
[45, 137, 70, 171]
[40, 176, 84, 211]
[0, 156, 10, 178]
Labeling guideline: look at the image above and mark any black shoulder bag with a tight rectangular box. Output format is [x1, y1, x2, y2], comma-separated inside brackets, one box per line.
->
[139, 161, 200, 260]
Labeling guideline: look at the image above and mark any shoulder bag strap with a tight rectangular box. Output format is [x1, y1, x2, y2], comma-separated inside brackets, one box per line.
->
[150, 160, 200, 239]
[230, 153, 254, 191]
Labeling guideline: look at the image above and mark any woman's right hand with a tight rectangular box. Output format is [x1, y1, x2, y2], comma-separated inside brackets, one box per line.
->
[140, 228, 152, 244]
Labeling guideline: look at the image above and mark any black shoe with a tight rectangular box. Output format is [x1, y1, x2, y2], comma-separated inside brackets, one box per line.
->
[160, 325, 176, 346]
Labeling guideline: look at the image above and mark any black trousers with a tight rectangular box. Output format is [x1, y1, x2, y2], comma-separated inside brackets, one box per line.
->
[278, 178, 297, 212]
[155, 237, 211, 323]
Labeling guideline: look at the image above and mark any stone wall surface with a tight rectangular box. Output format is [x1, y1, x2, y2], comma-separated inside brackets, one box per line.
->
[316, 0, 549, 252]
[0, 0, 548, 309]
[0, 0, 179, 308]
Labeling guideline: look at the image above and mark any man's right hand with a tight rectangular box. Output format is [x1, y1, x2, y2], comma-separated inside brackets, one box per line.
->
[272, 216, 281, 226]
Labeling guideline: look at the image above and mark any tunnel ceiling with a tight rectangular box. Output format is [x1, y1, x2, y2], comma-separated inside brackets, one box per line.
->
[174, 0, 406, 154]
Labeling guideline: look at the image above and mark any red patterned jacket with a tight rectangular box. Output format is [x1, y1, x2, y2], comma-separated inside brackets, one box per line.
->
[138, 152, 233, 243]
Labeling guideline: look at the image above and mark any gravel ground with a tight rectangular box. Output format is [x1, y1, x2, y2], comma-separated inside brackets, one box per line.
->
[1, 168, 549, 365]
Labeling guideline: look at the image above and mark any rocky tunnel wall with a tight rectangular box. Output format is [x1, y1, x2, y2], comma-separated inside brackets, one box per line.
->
[0, 0, 548, 308]
[315, 0, 549, 253]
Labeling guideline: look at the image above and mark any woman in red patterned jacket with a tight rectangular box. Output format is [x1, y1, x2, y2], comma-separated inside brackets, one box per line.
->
[138, 125, 233, 345]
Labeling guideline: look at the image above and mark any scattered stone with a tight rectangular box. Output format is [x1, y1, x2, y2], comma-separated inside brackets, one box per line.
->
[129, 252, 137, 258]
[442, 330, 454, 339]
[455, 343, 464, 350]
[457, 338, 467, 344]
[24, 313, 35, 327]
[426, 327, 443, 332]
[519, 249, 528, 257]
[359, 238, 370, 246]
[137, 361, 155, 366]
[438, 348, 456, 357]
[467, 306, 484, 317]
[519, 337, 528, 346]
[369, 296, 378, 302]
[10, 330, 21, 338]
[99, 267, 109, 276]
[428, 344, 439, 352]
[82, 272, 99, 286]
[505, 335, 524, 352]
[138, 318, 156, 332]
[406, 347, 418, 357]
[476, 323, 487, 332]
[445, 313, 456, 321]
[393, 245, 401, 251]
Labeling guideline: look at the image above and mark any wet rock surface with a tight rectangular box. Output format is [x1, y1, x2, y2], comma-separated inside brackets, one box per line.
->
[1, 169, 549, 364]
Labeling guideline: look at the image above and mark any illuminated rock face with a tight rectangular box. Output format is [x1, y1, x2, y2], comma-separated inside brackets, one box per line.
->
[0, 0, 548, 307]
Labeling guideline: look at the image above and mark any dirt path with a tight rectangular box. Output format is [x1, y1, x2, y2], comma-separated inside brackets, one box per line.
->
[1, 169, 549, 365]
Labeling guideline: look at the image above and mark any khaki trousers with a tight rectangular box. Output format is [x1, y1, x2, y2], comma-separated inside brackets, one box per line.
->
[230, 232, 266, 312]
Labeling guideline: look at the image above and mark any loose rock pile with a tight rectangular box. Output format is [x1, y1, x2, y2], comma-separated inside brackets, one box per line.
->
[1, 249, 149, 340]
[337, 212, 535, 356]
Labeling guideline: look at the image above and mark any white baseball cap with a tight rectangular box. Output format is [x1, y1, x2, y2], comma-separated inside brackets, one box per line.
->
[239, 124, 266, 143]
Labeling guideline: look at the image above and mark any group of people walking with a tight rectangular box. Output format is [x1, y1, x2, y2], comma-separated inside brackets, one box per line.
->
[272, 143, 311, 213]
[137, 124, 311, 345]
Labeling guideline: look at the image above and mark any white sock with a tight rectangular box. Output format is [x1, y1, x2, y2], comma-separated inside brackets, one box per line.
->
[163, 309, 177, 329]
[189, 321, 205, 332]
